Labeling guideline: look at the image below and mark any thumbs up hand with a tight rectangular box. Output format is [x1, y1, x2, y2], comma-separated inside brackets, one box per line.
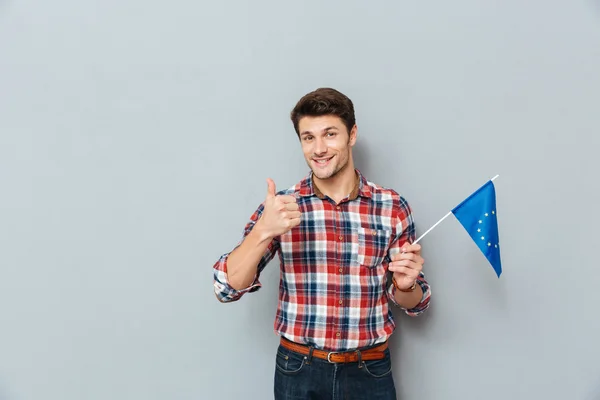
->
[258, 178, 301, 238]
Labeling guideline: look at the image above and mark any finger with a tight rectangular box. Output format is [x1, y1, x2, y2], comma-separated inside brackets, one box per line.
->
[390, 260, 412, 268]
[278, 195, 297, 204]
[390, 252, 402, 262]
[284, 202, 300, 211]
[391, 252, 416, 262]
[284, 211, 301, 219]
[401, 243, 421, 254]
[288, 217, 301, 228]
[395, 253, 425, 265]
[397, 252, 417, 261]
[266, 178, 276, 198]
[388, 266, 418, 277]
[390, 260, 423, 272]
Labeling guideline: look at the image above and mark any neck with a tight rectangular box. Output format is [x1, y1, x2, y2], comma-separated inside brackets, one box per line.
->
[313, 162, 357, 203]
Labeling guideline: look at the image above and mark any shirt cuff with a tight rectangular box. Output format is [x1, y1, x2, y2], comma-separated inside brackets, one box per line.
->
[213, 253, 262, 303]
[387, 275, 431, 316]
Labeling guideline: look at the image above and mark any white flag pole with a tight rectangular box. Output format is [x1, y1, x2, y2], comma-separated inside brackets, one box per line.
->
[412, 211, 452, 245]
[412, 175, 499, 245]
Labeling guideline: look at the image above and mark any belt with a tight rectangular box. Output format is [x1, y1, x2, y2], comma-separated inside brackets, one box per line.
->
[280, 337, 387, 363]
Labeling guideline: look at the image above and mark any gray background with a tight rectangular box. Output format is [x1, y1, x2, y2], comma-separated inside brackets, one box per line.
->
[1, 0, 599, 399]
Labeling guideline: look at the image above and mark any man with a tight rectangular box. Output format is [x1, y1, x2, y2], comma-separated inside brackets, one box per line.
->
[212, 87, 431, 399]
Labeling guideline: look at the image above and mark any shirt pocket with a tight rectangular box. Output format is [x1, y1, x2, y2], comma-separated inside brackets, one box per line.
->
[355, 227, 392, 268]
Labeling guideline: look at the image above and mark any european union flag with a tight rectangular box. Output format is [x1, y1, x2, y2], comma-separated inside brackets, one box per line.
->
[451, 179, 502, 277]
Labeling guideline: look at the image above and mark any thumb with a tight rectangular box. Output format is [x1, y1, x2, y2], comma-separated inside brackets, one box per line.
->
[266, 178, 276, 198]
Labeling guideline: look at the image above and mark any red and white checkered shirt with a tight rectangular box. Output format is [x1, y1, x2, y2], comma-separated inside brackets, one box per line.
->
[213, 169, 431, 351]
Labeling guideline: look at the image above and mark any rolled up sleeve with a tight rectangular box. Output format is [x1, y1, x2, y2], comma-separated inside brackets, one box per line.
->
[387, 271, 431, 316]
[212, 203, 279, 303]
[385, 196, 432, 316]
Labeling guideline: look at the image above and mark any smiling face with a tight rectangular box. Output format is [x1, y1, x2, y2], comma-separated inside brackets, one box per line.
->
[298, 115, 357, 180]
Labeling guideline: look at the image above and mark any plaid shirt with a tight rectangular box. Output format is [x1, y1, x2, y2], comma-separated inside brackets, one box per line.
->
[213, 169, 431, 351]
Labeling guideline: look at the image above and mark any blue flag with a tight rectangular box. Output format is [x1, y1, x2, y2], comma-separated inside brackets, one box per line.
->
[451, 180, 502, 277]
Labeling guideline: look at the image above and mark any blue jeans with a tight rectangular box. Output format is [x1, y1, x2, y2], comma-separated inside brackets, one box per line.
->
[273, 343, 397, 399]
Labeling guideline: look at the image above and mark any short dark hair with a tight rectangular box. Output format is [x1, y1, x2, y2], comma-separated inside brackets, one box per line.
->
[290, 88, 356, 137]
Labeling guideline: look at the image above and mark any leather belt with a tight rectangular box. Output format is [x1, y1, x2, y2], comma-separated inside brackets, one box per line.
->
[280, 336, 387, 363]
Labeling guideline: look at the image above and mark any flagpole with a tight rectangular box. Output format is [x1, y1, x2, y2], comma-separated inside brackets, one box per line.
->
[412, 175, 499, 245]
[412, 211, 451, 244]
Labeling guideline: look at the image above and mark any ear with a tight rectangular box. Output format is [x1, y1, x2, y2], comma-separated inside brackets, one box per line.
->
[349, 124, 358, 146]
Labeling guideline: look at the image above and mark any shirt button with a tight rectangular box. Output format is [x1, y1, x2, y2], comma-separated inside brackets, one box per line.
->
[338, 300, 343, 305]
[372, 230, 376, 235]
[339, 268, 343, 273]
[336, 332, 341, 337]
[338, 235, 343, 241]
[336, 206, 341, 210]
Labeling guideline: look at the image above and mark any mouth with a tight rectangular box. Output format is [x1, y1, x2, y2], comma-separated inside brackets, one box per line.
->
[312, 156, 334, 167]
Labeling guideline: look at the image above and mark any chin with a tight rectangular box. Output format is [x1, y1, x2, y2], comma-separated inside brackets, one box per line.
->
[312, 167, 337, 180]
[313, 172, 331, 180]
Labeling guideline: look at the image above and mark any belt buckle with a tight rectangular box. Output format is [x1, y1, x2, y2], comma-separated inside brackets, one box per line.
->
[326, 351, 341, 363]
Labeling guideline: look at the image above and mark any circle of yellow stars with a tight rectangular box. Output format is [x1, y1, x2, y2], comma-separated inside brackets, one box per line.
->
[477, 210, 499, 248]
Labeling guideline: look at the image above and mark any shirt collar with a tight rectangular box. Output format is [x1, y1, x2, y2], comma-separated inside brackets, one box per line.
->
[299, 169, 372, 200]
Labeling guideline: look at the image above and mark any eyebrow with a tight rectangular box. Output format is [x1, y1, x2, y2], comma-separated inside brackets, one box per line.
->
[300, 126, 339, 136]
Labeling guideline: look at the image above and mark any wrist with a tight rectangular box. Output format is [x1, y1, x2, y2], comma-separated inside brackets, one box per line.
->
[392, 273, 417, 292]
[253, 219, 276, 243]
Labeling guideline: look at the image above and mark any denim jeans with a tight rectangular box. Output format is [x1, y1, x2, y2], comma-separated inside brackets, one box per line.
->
[273, 343, 397, 400]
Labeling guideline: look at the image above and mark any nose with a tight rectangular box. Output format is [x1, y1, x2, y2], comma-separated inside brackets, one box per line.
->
[314, 137, 327, 156]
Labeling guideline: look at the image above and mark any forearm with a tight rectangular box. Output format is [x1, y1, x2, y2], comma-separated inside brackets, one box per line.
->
[225, 220, 274, 290]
